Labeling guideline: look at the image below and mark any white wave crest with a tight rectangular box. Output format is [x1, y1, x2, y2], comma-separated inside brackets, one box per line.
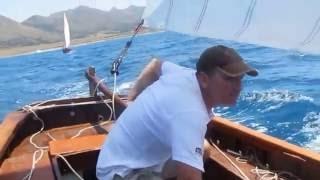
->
[54, 81, 88, 98]
[305, 136, 320, 152]
[301, 112, 320, 132]
[240, 89, 314, 113]
[242, 89, 314, 103]
[248, 122, 268, 133]
[260, 103, 284, 113]
[116, 81, 135, 95]
[301, 112, 320, 152]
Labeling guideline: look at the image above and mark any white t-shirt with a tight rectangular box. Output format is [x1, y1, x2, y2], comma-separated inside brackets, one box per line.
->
[96, 61, 211, 179]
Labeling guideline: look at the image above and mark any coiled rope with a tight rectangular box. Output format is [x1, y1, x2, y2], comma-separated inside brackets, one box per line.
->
[209, 139, 301, 180]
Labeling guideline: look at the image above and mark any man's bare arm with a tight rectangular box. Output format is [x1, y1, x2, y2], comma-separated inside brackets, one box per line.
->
[127, 58, 162, 101]
[84, 57, 162, 107]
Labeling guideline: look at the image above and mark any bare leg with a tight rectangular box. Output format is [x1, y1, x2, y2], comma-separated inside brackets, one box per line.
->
[85, 68, 127, 117]
[85, 58, 162, 104]
[84, 57, 161, 117]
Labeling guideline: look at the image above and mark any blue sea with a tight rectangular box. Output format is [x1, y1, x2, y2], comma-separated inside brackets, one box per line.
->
[0, 32, 319, 152]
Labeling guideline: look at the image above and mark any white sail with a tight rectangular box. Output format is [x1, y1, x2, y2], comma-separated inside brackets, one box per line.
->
[64, 13, 71, 49]
[143, 0, 320, 54]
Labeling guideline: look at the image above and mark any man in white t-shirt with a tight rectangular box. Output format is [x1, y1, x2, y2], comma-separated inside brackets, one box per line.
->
[89, 45, 258, 180]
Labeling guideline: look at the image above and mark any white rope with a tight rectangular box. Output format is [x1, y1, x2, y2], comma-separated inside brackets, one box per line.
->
[45, 132, 57, 141]
[21, 106, 48, 180]
[224, 147, 302, 180]
[22, 105, 48, 149]
[55, 154, 84, 180]
[56, 96, 114, 179]
[236, 157, 248, 164]
[22, 96, 115, 180]
[92, 73, 118, 121]
[100, 98, 113, 121]
[22, 149, 44, 180]
[250, 167, 301, 180]
[33, 100, 51, 108]
[93, 78, 105, 96]
[209, 140, 250, 180]
[71, 98, 113, 139]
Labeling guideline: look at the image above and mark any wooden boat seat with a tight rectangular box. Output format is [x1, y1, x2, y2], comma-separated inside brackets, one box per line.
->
[48, 134, 106, 179]
[49, 134, 106, 156]
[0, 150, 55, 180]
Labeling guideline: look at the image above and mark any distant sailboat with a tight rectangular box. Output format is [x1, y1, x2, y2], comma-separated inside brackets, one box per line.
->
[62, 13, 72, 53]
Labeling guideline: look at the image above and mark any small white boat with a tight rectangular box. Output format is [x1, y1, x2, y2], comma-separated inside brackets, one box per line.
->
[62, 13, 71, 53]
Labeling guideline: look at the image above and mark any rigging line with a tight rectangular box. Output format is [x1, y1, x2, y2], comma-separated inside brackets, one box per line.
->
[241, 0, 256, 32]
[194, 0, 209, 33]
[235, 0, 257, 38]
[165, 0, 174, 29]
[236, 0, 257, 38]
[245, 0, 256, 29]
[110, 19, 144, 75]
[112, 73, 117, 121]
[300, 16, 320, 46]
[235, 0, 254, 37]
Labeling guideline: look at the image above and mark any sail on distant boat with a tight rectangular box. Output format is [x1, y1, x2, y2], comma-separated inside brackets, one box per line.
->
[142, 0, 320, 54]
[62, 13, 72, 53]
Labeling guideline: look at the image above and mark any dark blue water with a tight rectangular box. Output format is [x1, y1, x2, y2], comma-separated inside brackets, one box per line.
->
[0, 32, 319, 152]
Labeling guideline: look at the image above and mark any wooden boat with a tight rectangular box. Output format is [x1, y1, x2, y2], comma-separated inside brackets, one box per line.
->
[0, 68, 319, 180]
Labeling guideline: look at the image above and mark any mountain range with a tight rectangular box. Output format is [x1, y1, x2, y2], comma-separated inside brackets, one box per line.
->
[0, 5, 144, 49]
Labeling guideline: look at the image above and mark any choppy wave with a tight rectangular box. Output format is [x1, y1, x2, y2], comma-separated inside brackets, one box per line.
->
[57, 81, 89, 98]
[300, 112, 320, 152]
[305, 136, 320, 152]
[240, 89, 314, 113]
[215, 87, 319, 151]
[301, 112, 320, 138]
[216, 89, 314, 119]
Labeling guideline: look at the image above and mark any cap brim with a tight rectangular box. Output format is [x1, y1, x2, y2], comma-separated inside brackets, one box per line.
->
[217, 61, 258, 77]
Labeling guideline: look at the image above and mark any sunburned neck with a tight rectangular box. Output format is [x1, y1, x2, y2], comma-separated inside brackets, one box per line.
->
[196, 72, 218, 113]
[198, 85, 216, 114]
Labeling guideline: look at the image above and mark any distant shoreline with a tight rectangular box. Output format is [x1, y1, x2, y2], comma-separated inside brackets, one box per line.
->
[0, 30, 159, 59]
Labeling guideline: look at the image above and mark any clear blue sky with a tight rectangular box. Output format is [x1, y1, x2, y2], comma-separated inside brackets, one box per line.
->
[1, 0, 146, 22]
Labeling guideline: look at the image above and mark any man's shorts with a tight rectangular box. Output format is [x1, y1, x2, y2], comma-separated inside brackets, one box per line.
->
[113, 169, 163, 180]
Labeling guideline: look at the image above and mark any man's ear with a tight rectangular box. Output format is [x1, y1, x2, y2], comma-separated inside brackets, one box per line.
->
[197, 72, 209, 89]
